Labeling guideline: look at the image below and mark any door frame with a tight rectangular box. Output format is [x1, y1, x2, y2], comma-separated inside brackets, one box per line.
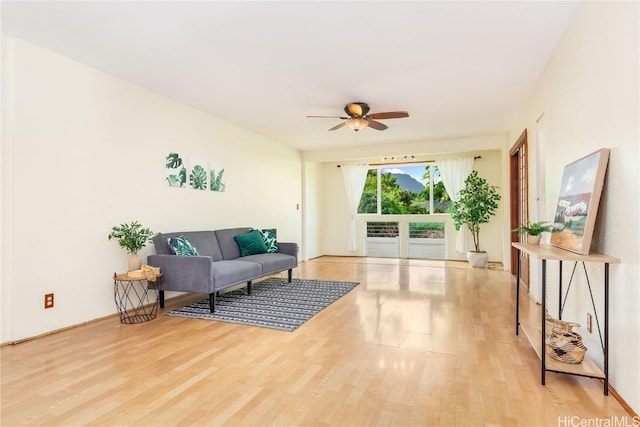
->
[510, 129, 530, 289]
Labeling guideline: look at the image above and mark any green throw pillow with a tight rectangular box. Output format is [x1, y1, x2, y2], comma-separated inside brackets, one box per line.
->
[234, 229, 268, 256]
[260, 229, 279, 253]
[168, 236, 199, 256]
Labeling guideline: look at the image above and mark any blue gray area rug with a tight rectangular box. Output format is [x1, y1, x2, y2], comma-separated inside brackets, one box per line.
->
[166, 278, 359, 331]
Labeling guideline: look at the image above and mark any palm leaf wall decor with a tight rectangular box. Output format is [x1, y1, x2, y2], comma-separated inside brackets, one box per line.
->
[166, 152, 186, 187]
[190, 164, 207, 190]
[211, 168, 226, 192]
[166, 152, 225, 193]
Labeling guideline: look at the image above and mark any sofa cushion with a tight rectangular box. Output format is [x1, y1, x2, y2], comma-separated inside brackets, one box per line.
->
[168, 236, 199, 256]
[214, 227, 252, 260]
[260, 229, 279, 253]
[241, 253, 296, 275]
[210, 260, 262, 289]
[234, 229, 268, 256]
[153, 231, 223, 261]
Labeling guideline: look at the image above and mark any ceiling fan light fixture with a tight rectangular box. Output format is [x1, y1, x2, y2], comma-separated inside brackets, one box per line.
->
[308, 102, 408, 132]
[346, 117, 369, 132]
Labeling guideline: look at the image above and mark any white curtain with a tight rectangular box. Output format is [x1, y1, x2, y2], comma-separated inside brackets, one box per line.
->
[435, 157, 475, 253]
[341, 165, 369, 252]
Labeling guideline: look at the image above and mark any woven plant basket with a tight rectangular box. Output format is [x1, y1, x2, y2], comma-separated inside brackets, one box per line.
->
[545, 324, 587, 364]
[545, 311, 581, 337]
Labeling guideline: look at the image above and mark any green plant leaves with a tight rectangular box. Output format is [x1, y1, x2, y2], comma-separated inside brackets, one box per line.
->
[166, 153, 187, 187]
[108, 221, 155, 254]
[211, 168, 225, 191]
[190, 164, 207, 190]
[166, 152, 183, 169]
[512, 221, 554, 235]
[450, 170, 501, 251]
[166, 167, 187, 187]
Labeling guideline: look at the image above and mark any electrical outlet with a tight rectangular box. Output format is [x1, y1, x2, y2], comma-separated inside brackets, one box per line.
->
[586, 313, 592, 333]
[44, 293, 54, 309]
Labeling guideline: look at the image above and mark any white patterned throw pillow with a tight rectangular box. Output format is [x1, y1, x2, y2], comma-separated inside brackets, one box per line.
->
[168, 236, 200, 256]
[260, 229, 279, 253]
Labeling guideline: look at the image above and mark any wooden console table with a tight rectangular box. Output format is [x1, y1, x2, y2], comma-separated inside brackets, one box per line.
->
[512, 242, 619, 395]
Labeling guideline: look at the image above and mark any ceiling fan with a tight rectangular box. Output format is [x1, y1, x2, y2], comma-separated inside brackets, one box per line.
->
[307, 102, 409, 132]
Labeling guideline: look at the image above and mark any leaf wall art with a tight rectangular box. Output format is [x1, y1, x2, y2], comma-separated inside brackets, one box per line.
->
[210, 167, 226, 192]
[189, 160, 208, 190]
[166, 152, 186, 187]
[165, 152, 226, 193]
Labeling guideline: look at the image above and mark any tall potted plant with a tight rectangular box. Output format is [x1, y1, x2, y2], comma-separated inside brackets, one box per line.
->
[450, 170, 501, 268]
[108, 221, 155, 271]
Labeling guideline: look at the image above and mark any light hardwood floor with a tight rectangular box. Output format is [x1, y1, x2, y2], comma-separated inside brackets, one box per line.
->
[1, 257, 631, 426]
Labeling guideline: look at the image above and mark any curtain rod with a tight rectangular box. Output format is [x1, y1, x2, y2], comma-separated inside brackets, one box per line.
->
[337, 155, 481, 167]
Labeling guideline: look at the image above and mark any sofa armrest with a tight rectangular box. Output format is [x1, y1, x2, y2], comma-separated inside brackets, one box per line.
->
[147, 254, 213, 294]
[278, 242, 298, 263]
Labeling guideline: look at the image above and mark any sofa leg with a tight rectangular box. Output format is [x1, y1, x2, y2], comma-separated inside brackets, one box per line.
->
[209, 292, 216, 313]
[288, 269, 292, 283]
[159, 290, 165, 308]
[247, 280, 252, 295]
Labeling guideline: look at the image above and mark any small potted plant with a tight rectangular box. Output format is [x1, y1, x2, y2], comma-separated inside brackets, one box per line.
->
[512, 221, 554, 245]
[108, 221, 155, 271]
[450, 170, 502, 268]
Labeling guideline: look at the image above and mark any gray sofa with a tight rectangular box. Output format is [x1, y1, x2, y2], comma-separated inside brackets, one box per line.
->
[147, 227, 297, 313]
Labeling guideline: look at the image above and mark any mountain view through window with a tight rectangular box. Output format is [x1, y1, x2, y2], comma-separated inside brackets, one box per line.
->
[357, 164, 451, 215]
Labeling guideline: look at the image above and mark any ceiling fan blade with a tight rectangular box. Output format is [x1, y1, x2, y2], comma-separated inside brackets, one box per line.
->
[307, 115, 349, 119]
[328, 122, 346, 131]
[367, 111, 409, 120]
[367, 120, 388, 131]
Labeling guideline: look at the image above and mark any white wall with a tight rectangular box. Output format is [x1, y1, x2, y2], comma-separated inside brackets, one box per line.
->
[508, 1, 639, 413]
[306, 144, 507, 263]
[0, 37, 302, 343]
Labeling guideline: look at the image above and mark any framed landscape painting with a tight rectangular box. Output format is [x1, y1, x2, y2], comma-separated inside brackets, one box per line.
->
[550, 148, 610, 255]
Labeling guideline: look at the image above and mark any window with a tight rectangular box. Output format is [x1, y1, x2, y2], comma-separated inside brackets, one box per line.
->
[366, 221, 400, 258]
[358, 169, 378, 214]
[408, 221, 446, 259]
[357, 164, 451, 214]
[408, 221, 445, 238]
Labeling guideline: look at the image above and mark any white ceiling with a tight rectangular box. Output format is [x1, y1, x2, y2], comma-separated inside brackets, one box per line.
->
[1, 1, 581, 152]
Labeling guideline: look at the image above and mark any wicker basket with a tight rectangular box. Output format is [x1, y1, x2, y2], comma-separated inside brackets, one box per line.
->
[545, 311, 580, 336]
[545, 325, 587, 364]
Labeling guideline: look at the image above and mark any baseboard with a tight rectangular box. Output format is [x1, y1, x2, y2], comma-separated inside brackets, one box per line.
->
[608, 383, 639, 418]
[1, 311, 120, 346]
[0, 292, 195, 347]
